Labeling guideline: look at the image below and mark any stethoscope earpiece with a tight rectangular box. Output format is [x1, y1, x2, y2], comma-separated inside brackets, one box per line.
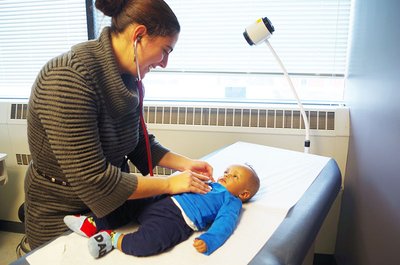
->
[133, 36, 142, 81]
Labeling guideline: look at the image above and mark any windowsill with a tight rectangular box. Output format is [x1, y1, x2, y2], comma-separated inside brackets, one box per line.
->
[144, 98, 345, 108]
[0, 97, 345, 109]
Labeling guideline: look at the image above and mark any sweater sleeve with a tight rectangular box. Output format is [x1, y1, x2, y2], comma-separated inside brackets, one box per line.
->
[197, 196, 242, 255]
[33, 65, 137, 218]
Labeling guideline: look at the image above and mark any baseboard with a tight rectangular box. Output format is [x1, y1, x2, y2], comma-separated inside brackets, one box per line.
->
[0, 220, 25, 234]
[314, 254, 337, 265]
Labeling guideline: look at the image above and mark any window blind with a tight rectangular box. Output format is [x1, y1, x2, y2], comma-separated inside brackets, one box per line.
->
[93, 0, 351, 103]
[163, 0, 351, 76]
[0, 0, 88, 98]
[95, 0, 351, 75]
[0, 0, 352, 100]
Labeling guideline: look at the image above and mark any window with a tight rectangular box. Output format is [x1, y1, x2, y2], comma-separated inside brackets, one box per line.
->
[96, 0, 351, 104]
[0, 0, 88, 98]
[1, 0, 352, 104]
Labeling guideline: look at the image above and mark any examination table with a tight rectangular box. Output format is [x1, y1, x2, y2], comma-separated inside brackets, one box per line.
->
[11, 141, 341, 265]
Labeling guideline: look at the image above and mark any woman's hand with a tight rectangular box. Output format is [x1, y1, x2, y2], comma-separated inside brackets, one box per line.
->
[185, 160, 214, 182]
[167, 170, 211, 195]
[158, 152, 214, 182]
[193, 238, 207, 253]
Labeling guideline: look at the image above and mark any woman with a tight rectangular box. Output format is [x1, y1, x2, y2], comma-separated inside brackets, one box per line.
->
[25, 0, 213, 249]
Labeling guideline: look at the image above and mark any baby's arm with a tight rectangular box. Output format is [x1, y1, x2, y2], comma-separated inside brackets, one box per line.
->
[195, 196, 242, 255]
[193, 238, 207, 253]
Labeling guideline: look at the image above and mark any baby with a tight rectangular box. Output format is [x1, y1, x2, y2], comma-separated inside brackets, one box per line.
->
[64, 164, 260, 257]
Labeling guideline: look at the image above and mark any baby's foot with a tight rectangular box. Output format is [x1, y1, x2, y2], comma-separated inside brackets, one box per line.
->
[64, 215, 97, 237]
[88, 231, 114, 258]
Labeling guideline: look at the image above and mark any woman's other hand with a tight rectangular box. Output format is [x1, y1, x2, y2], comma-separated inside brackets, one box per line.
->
[158, 152, 214, 182]
[186, 160, 214, 181]
[167, 170, 211, 195]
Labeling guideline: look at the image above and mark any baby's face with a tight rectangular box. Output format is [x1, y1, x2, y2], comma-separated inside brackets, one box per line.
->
[217, 164, 253, 197]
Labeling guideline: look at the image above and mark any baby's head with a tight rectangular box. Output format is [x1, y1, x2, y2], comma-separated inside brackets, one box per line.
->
[217, 164, 260, 202]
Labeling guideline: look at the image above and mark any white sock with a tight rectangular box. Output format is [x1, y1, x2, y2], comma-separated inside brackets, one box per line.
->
[63, 215, 97, 237]
[88, 231, 114, 258]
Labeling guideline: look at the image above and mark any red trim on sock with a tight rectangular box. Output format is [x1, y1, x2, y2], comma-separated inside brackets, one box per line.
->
[103, 230, 113, 236]
[81, 218, 98, 237]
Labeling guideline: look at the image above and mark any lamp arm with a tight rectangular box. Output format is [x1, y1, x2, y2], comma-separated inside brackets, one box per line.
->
[265, 40, 311, 153]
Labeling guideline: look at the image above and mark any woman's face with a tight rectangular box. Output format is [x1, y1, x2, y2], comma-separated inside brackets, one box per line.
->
[137, 33, 179, 79]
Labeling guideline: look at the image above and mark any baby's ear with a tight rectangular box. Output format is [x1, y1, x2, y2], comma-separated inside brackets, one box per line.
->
[238, 190, 250, 202]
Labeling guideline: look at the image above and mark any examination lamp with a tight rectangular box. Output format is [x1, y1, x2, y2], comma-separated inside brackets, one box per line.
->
[243, 17, 311, 153]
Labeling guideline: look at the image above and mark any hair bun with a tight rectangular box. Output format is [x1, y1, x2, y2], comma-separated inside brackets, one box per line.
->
[95, 0, 127, 17]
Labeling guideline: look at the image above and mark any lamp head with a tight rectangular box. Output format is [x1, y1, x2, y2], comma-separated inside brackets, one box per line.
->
[243, 17, 275, 46]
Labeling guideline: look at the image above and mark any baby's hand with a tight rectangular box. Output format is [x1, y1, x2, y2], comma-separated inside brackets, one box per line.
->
[193, 238, 207, 253]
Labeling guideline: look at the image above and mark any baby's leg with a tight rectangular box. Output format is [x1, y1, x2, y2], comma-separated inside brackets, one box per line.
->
[121, 197, 193, 256]
[64, 197, 160, 237]
[94, 197, 159, 229]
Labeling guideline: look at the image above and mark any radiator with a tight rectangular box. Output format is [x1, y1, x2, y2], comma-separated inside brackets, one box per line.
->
[8, 101, 344, 132]
[2, 101, 349, 174]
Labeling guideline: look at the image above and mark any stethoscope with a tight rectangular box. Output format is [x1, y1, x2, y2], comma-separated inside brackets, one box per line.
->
[134, 36, 154, 176]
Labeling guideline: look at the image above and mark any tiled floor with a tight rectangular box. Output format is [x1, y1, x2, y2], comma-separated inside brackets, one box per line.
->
[0, 231, 25, 265]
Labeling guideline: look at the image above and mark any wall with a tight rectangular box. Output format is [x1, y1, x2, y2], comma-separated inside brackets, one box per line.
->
[335, 0, 400, 264]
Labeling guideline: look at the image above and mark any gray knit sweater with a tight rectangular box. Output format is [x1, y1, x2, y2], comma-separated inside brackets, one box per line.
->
[24, 27, 169, 249]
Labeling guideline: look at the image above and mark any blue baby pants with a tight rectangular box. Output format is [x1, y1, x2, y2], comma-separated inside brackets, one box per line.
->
[94, 196, 194, 256]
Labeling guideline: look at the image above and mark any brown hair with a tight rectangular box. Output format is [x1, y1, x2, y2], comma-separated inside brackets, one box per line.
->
[244, 163, 260, 202]
[95, 0, 180, 37]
